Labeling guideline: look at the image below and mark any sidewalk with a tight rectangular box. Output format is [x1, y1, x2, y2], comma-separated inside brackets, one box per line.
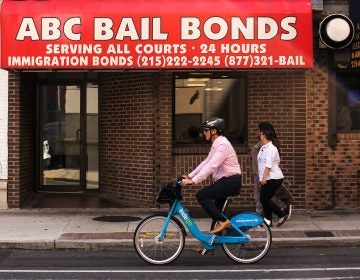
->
[0, 208, 359, 250]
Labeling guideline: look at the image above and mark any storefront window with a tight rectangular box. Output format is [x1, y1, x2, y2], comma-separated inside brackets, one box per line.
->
[336, 73, 360, 132]
[174, 73, 247, 145]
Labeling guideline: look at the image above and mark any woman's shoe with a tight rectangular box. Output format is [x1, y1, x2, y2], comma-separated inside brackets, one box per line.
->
[277, 214, 288, 227]
[209, 219, 231, 234]
[284, 204, 292, 220]
[264, 218, 273, 227]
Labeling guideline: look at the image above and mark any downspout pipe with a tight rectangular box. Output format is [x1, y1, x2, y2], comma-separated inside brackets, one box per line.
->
[328, 175, 336, 209]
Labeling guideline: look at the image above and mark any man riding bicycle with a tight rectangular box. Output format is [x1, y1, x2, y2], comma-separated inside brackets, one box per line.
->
[182, 117, 242, 253]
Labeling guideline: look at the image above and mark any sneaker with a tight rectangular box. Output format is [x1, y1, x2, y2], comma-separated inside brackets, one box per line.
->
[264, 218, 273, 227]
[284, 204, 292, 220]
[277, 214, 288, 227]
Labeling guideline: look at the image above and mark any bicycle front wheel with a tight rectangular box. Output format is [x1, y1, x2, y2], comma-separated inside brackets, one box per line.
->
[133, 214, 185, 265]
[222, 213, 272, 264]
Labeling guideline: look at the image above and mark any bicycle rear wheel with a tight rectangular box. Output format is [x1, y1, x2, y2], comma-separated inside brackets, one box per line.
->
[133, 213, 185, 265]
[222, 213, 272, 264]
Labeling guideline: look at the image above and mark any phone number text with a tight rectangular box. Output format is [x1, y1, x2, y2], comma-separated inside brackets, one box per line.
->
[136, 55, 306, 67]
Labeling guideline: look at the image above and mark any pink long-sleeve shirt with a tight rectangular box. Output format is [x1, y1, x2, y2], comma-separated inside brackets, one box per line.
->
[189, 136, 241, 184]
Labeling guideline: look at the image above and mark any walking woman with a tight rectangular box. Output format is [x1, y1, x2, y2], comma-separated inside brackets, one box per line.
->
[257, 122, 288, 227]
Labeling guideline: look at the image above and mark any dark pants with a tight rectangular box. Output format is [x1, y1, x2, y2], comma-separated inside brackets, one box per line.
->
[260, 179, 285, 220]
[196, 175, 242, 228]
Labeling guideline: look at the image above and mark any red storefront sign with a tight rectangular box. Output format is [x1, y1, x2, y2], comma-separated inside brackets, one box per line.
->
[0, 0, 313, 69]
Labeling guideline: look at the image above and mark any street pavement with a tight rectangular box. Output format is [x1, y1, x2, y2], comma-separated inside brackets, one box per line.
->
[0, 208, 359, 250]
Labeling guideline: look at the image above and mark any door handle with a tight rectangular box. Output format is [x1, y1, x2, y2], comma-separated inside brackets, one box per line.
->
[76, 129, 82, 143]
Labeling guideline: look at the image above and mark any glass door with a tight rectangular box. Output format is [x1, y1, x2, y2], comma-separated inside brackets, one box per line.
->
[39, 82, 99, 192]
[40, 84, 82, 191]
[86, 83, 99, 190]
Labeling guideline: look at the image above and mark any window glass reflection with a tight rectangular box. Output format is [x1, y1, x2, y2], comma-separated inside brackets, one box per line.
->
[41, 85, 81, 186]
[336, 74, 360, 132]
[174, 73, 247, 145]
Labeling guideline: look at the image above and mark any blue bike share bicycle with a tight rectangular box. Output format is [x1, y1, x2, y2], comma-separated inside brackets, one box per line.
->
[133, 178, 272, 265]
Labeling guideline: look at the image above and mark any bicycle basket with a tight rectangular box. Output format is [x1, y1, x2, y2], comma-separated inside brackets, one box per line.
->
[156, 181, 181, 203]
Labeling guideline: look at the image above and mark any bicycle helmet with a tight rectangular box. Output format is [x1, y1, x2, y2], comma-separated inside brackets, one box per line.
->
[201, 117, 225, 133]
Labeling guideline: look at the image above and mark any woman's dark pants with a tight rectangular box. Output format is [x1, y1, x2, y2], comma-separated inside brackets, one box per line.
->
[260, 178, 285, 221]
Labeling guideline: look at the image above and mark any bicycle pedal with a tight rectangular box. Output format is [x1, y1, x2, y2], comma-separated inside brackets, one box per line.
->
[200, 249, 214, 256]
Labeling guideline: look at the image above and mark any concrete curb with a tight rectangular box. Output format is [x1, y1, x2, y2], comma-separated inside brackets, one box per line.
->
[55, 239, 135, 250]
[1, 237, 359, 250]
[0, 240, 55, 250]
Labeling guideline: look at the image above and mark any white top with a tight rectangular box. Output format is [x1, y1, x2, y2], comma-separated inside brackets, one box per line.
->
[257, 141, 284, 181]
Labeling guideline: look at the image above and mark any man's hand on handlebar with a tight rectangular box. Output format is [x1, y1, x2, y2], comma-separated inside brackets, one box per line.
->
[182, 177, 193, 185]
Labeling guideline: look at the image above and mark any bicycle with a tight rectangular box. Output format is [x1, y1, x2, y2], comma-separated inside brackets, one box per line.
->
[133, 178, 272, 265]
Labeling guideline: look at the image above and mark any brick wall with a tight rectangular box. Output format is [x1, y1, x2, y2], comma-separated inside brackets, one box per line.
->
[8, 72, 21, 208]
[100, 72, 162, 206]
[7, 72, 35, 208]
[154, 72, 173, 185]
[306, 49, 360, 209]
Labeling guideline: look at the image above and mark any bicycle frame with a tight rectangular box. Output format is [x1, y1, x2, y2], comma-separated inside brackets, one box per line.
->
[158, 198, 264, 251]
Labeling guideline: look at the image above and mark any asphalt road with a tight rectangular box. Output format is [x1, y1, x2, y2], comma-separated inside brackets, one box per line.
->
[0, 247, 359, 279]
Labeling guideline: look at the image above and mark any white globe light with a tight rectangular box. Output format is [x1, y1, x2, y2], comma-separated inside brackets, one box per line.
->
[326, 18, 351, 42]
[319, 14, 355, 49]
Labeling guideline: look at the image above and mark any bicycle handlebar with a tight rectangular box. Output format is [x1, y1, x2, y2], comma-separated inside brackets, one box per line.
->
[176, 177, 183, 187]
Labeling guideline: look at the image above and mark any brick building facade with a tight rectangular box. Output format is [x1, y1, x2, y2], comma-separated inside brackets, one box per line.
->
[1, 0, 360, 210]
[5, 66, 359, 210]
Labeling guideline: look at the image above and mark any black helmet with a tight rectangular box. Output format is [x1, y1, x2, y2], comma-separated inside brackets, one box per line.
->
[202, 117, 225, 133]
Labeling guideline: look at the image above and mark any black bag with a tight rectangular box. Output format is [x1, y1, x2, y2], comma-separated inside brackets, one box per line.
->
[272, 180, 295, 205]
[156, 181, 182, 203]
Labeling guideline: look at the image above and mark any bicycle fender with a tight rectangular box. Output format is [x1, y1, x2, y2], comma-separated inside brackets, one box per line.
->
[230, 212, 263, 228]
